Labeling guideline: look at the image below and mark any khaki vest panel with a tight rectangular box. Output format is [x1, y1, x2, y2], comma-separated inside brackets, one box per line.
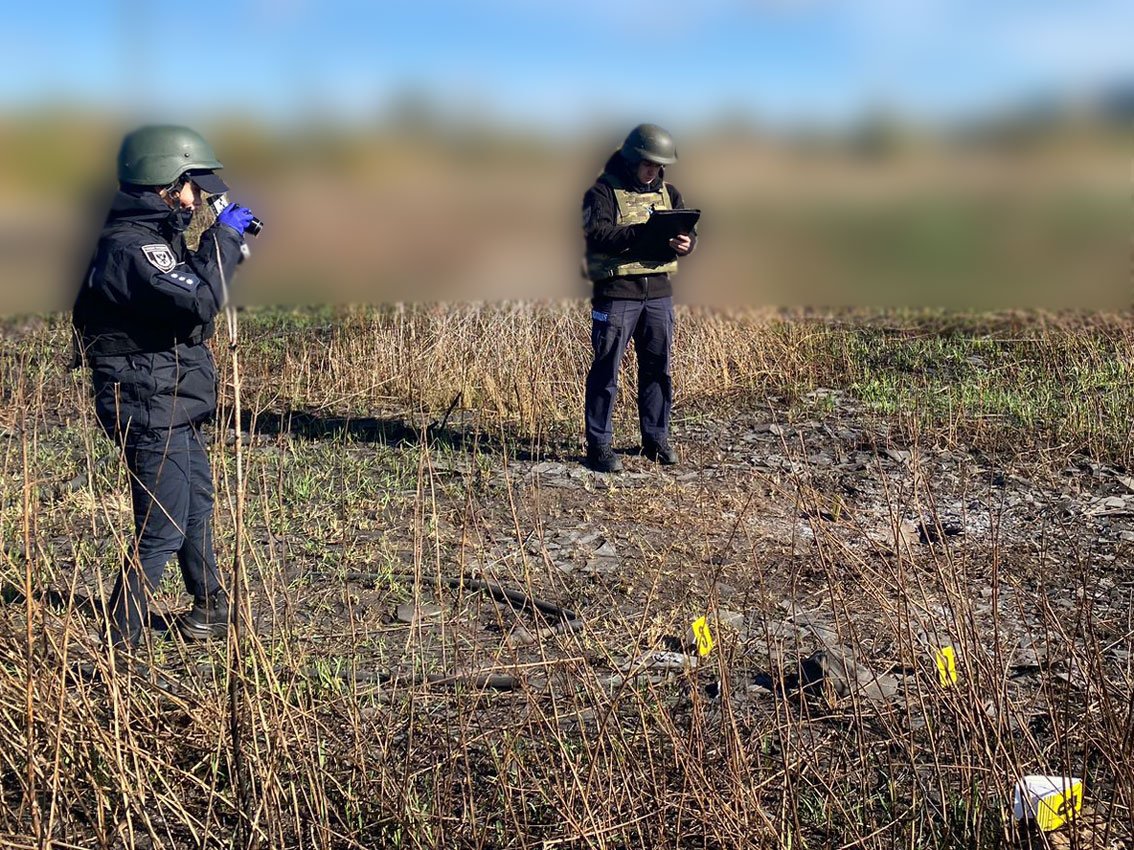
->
[585, 177, 680, 281]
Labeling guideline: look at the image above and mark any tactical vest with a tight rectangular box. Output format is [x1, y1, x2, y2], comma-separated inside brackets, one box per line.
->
[585, 175, 679, 282]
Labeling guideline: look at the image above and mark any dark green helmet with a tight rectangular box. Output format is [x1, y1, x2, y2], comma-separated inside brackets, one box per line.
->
[619, 123, 678, 165]
[116, 125, 224, 187]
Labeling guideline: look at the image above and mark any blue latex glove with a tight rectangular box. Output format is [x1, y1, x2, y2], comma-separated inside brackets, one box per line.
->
[217, 203, 255, 235]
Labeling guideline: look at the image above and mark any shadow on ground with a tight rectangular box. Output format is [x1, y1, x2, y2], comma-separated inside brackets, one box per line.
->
[234, 408, 576, 463]
[0, 584, 179, 633]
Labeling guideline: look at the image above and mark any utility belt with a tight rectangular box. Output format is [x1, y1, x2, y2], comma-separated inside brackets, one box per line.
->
[72, 325, 212, 366]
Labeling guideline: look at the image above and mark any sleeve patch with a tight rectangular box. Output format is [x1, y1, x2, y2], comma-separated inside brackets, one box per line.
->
[141, 244, 177, 272]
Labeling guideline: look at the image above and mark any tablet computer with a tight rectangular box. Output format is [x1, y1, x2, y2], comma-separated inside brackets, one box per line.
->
[646, 208, 701, 239]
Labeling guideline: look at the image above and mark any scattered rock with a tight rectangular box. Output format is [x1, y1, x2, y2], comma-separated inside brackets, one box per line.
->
[531, 461, 566, 476]
[592, 540, 618, 558]
[505, 625, 536, 648]
[799, 647, 900, 703]
[583, 557, 621, 575]
[1089, 495, 1134, 517]
[713, 581, 738, 599]
[916, 519, 964, 544]
[429, 458, 471, 476]
[893, 518, 920, 549]
[395, 602, 444, 624]
[1012, 642, 1047, 670]
[620, 651, 696, 673]
[715, 609, 746, 632]
[560, 707, 597, 728]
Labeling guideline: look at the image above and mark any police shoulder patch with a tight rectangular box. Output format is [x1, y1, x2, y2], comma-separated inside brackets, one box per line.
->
[141, 243, 177, 273]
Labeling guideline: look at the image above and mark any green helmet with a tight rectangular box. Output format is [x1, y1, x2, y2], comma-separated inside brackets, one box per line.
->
[116, 125, 224, 187]
[619, 123, 678, 165]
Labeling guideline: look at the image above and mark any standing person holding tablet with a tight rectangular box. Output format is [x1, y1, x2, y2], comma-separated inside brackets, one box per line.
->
[580, 123, 698, 472]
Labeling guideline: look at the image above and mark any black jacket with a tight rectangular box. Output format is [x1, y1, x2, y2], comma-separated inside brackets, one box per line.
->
[72, 190, 244, 436]
[582, 152, 696, 301]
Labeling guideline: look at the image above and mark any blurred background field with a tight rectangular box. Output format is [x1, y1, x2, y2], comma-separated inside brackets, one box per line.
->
[0, 0, 1130, 313]
[0, 108, 1129, 313]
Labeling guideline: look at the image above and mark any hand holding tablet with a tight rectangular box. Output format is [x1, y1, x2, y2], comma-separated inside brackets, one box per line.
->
[645, 208, 701, 239]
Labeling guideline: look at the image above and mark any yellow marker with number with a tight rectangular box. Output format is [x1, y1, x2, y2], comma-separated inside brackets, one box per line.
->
[1013, 776, 1083, 832]
[933, 646, 958, 687]
[692, 616, 714, 657]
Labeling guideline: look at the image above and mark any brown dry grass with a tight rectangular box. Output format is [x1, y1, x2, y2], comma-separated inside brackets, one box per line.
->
[0, 303, 1131, 849]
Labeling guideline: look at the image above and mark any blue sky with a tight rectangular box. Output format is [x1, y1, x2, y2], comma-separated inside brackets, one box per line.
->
[3, 0, 1132, 130]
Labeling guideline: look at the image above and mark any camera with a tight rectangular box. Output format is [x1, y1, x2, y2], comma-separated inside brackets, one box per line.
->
[208, 193, 264, 237]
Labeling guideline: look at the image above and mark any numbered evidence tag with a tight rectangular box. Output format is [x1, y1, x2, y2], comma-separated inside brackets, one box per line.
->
[1013, 776, 1083, 832]
[933, 645, 958, 687]
[691, 616, 714, 657]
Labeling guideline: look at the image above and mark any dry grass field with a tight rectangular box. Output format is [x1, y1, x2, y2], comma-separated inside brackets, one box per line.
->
[1, 303, 1133, 849]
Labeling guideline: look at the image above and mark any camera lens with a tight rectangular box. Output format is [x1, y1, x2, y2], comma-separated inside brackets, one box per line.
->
[209, 195, 264, 236]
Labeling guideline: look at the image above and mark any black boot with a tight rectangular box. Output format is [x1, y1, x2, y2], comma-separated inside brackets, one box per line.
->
[177, 594, 229, 641]
[585, 443, 623, 473]
[642, 439, 678, 465]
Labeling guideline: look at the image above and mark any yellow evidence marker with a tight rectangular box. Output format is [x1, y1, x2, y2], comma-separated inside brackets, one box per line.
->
[1012, 775, 1084, 832]
[691, 616, 714, 657]
[933, 645, 958, 687]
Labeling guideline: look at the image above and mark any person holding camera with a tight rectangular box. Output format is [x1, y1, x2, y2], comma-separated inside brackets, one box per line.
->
[72, 125, 259, 651]
[581, 123, 696, 473]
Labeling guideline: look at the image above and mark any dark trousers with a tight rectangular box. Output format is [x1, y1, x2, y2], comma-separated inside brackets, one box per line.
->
[107, 425, 222, 647]
[584, 296, 673, 447]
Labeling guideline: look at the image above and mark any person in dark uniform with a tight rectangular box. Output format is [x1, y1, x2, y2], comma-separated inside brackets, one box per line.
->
[581, 123, 696, 472]
[72, 125, 258, 651]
